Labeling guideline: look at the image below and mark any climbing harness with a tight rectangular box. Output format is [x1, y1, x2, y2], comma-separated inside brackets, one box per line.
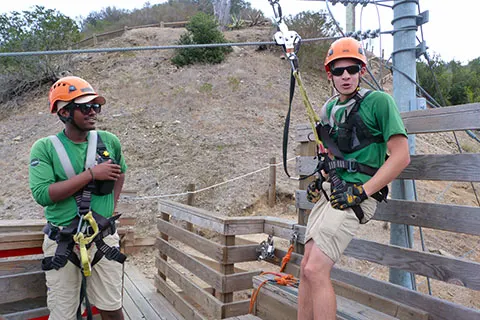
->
[43, 131, 125, 274]
[42, 131, 126, 320]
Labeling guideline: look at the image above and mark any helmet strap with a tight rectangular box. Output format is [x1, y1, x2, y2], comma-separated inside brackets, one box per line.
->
[58, 104, 85, 132]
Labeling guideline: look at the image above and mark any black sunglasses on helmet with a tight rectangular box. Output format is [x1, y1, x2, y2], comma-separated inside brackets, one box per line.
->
[330, 64, 362, 77]
[73, 103, 102, 115]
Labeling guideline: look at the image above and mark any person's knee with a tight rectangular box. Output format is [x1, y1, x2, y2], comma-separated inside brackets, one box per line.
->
[98, 308, 123, 320]
[301, 246, 333, 284]
[303, 260, 331, 282]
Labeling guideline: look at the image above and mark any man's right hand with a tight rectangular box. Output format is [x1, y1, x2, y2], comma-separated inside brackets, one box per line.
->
[91, 160, 122, 181]
[306, 178, 323, 203]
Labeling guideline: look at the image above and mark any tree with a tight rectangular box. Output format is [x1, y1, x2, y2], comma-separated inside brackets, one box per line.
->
[213, 0, 231, 29]
[417, 55, 480, 107]
[171, 12, 232, 66]
[0, 6, 80, 103]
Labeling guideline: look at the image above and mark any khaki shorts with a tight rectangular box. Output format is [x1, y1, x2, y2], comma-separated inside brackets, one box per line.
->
[305, 182, 377, 263]
[43, 232, 123, 320]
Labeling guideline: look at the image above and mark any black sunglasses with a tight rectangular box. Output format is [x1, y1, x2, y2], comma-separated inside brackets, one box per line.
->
[330, 64, 361, 77]
[73, 103, 102, 115]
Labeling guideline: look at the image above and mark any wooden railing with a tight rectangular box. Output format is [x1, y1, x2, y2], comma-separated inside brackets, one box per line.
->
[74, 21, 188, 48]
[156, 200, 264, 319]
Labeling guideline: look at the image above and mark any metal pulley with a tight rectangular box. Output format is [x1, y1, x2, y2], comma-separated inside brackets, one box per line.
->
[256, 234, 275, 261]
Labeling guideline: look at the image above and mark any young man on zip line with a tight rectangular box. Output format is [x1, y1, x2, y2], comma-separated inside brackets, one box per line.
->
[29, 76, 127, 320]
[298, 37, 410, 320]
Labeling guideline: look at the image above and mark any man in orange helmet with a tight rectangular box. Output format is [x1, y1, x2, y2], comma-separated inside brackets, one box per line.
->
[29, 76, 127, 320]
[297, 38, 410, 320]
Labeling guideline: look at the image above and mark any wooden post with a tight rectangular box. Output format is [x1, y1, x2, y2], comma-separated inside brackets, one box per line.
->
[186, 184, 195, 232]
[268, 157, 276, 207]
[159, 211, 170, 281]
[216, 234, 235, 310]
[297, 140, 316, 254]
[160, 21, 164, 28]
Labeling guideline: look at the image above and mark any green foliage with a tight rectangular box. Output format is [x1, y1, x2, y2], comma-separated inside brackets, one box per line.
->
[284, 11, 338, 74]
[228, 14, 245, 30]
[171, 12, 232, 67]
[0, 6, 80, 103]
[199, 82, 213, 93]
[227, 76, 240, 91]
[417, 55, 480, 106]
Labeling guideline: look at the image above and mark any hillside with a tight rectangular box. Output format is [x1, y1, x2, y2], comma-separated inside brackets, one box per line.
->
[0, 26, 479, 309]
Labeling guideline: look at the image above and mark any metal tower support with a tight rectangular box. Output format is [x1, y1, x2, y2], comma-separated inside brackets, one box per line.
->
[390, 0, 418, 289]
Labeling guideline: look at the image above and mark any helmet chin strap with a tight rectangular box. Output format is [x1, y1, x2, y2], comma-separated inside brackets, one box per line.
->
[58, 106, 88, 132]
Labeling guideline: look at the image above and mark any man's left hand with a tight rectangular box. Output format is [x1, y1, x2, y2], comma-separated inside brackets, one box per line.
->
[330, 183, 368, 210]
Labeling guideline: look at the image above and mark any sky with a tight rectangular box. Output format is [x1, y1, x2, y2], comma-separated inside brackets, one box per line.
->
[0, 0, 477, 64]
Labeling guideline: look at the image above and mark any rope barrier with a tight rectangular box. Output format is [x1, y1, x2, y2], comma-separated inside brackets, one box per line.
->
[121, 157, 297, 201]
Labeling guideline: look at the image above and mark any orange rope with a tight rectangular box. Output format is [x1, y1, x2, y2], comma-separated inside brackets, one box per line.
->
[249, 271, 299, 314]
[280, 243, 294, 272]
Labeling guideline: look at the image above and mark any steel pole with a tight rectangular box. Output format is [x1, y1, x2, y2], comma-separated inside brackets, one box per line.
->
[390, 0, 417, 289]
[346, 3, 356, 33]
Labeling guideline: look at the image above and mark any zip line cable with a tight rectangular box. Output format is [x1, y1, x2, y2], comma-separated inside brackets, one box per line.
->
[360, 1, 384, 90]
[0, 37, 340, 57]
[326, 0, 346, 37]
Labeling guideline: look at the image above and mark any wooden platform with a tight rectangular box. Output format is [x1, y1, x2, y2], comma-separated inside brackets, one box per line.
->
[0, 261, 184, 320]
[251, 274, 427, 320]
[123, 263, 184, 320]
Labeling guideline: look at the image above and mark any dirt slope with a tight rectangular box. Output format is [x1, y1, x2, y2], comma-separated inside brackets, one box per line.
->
[0, 26, 478, 309]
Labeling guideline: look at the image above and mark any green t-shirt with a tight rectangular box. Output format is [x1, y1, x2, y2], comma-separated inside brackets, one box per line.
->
[324, 90, 407, 184]
[29, 130, 127, 226]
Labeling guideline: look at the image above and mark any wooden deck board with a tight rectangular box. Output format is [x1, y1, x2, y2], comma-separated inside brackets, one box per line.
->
[224, 315, 263, 320]
[123, 262, 184, 320]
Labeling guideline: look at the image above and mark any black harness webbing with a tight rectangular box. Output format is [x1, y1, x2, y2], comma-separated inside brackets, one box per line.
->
[318, 125, 388, 222]
[282, 70, 298, 178]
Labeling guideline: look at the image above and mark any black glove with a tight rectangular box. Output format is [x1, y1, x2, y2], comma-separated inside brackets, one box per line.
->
[306, 178, 323, 203]
[330, 182, 368, 210]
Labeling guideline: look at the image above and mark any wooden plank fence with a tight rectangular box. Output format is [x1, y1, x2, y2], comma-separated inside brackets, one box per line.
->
[74, 21, 188, 48]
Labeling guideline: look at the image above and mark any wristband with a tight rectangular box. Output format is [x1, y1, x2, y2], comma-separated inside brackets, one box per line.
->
[88, 167, 95, 181]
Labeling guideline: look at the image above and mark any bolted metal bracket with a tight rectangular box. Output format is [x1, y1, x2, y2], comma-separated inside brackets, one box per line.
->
[416, 97, 427, 110]
[415, 41, 427, 58]
[416, 10, 429, 26]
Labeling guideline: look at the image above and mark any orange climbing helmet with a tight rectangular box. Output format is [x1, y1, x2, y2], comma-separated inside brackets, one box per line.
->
[48, 76, 105, 113]
[324, 37, 367, 72]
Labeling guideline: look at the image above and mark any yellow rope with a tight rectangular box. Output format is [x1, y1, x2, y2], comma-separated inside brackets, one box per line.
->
[292, 70, 323, 148]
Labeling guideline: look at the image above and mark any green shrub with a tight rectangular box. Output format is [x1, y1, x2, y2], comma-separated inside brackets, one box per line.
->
[171, 12, 232, 67]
